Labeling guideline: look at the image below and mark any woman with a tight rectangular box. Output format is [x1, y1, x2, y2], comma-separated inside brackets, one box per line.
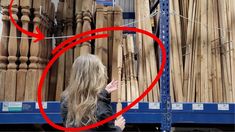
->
[61, 54, 125, 131]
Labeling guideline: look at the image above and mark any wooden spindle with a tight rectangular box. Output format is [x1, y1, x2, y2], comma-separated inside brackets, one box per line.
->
[0, 0, 10, 101]
[116, 43, 123, 113]
[80, 0, 93, 55]
[25, 0, 41, 101]
[17, 0, 31, 101]
[65, 0, 74, 88]
[55, 1, 65, 101]
[95, 5, 104, 60]
[5, 0, 19, 101]
[74, 0, 83, 59]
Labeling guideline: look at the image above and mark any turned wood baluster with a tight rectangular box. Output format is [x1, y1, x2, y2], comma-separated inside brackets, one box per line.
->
[5, 0, 19, 101]
[47, 2, 55, 101]
[80, 0, 93, 55]
[25, 0, 41, 101]
[0, 1, 10, 101]
[74, 0, 83, 59]
[95, 5, 104, 61]
[55, 1, 65, 100]
[65, 0, 74, 89]
[17, 0, 31, 101]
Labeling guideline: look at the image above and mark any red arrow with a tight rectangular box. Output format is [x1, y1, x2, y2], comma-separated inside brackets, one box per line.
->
[9, 0, 45, 43]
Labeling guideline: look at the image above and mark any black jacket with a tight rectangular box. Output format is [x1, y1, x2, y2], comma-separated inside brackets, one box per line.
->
[60, 89, 122, 132]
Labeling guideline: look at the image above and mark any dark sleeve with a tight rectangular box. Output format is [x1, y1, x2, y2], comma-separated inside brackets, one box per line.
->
[60, 95, 68, 126]
[95, 89, 122, 132]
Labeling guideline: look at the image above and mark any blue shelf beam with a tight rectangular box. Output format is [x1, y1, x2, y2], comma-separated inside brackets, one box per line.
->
[159, 0, 171, 131]
[0, 102, 234, 125]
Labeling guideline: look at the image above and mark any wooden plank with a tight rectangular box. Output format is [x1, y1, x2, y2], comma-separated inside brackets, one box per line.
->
[218, 0, 231, 102]
[230, 0, 235, 102]
[135, 0, 146, 102]
[207, 0, 213, 102]
[107, 6, 114, 82]
[211, 0, 218, 102]
[170, 0, 183, 102]
[214, 0, 223, 102]
[195, 0, 201, 102]
[184, 0, 194, 102]
[226, 0, 234, 102]
[111, 6, 123, 102]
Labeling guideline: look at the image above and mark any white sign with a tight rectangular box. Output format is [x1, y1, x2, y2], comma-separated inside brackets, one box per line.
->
[149, 103, 160, 109]
[172, 103, 183, 110]
[2, 102, 22, 112]
[192, 104, 204, 110]
[36, 102, 48, 109]
[128, 103, 139, 109]
[218, 104, 229, 111]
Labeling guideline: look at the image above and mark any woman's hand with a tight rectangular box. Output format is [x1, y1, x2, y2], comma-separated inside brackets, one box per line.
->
[105, 80, 118, 94]
[115, 116, 126, 131]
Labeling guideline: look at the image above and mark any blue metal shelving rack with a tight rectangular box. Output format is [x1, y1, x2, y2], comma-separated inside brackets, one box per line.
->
[0, 0, 234, 131]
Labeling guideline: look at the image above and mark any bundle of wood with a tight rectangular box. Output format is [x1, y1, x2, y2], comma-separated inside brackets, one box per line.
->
[170, 0, 235, 103]
[0, 0, 55, 101]
[135, 0, 160, 102]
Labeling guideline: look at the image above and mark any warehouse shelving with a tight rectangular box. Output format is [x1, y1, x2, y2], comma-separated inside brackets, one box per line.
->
[0, 0, 234, 131]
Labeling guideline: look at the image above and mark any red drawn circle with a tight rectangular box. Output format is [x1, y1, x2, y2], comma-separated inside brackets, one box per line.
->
[37, 27, 167, 131]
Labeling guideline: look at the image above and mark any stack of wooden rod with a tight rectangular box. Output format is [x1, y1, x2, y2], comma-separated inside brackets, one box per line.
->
[170, 0, 235, 103]
[0, 0, 55, 101]
[135, 0, 160, 102]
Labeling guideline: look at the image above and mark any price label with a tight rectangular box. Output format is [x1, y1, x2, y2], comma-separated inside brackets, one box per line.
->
[149, 103, 160, 109]
[36, 102, 48, 109]
[172, 103, 183, 110]
[218, 104, 229, 111]
[192, 104, 204, 110]
[128, 103, 139, 109]
[2, 102, 22, 112]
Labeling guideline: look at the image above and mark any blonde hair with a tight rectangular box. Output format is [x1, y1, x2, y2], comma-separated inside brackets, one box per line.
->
[62, 54, 107, 127]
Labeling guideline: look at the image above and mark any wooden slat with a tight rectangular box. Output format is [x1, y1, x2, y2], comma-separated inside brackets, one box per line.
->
[111, 6, 123, 102]
[170, 0, 183, 102]
[135, 0, 146, 102]
[230, 0, 235, 102]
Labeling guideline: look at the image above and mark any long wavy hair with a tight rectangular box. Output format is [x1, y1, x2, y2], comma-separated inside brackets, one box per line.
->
[62, 54, 107, 127]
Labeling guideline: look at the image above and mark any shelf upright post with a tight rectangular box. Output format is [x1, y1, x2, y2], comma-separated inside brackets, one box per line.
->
[159, 0, 171, 131]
